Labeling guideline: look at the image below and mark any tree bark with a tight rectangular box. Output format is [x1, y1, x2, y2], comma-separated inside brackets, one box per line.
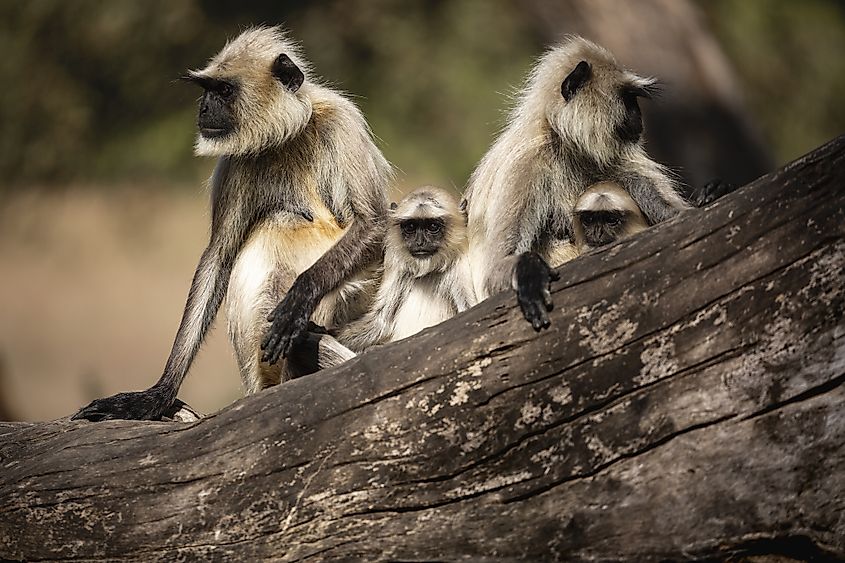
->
[1, 137, 844, 562]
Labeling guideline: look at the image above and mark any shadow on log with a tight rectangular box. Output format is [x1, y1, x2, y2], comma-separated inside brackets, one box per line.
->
[1, 137, 844, 561]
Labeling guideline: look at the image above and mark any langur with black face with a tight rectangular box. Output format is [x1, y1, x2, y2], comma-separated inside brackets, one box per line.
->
[74, 26, 391, 421]
[539, 181, 649, 267]
[339, 186, 473, 350]
[572, 181, 648, 252]
[463, 36, 690, 329]
[290, 187, 474, 372]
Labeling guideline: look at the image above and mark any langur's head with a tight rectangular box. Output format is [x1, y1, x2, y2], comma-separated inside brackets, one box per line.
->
[519, 36, 657, 165]
[388, 187, 467, 278]
[183, 26, 314, 157]
[573, 181, 648, 252]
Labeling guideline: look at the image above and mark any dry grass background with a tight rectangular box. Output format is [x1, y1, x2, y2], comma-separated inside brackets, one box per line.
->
[0, 188, 241, 421]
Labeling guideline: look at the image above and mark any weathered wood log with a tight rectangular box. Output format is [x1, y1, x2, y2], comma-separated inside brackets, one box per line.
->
[1, 137, 844, 561]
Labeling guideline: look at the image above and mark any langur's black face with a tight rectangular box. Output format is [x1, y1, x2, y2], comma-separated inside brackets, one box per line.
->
[188, 76, 238, 139]
[577, 210, 627, 248]
[616, 84, 650, 143]
[184, 53, 304, 142]
[399, 218, 446, 258]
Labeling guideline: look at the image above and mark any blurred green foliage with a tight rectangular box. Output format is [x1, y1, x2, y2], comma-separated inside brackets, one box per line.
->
[704, 0, 845, 165]
[0, 0, 843, 190]
[0, 0, 539, 190]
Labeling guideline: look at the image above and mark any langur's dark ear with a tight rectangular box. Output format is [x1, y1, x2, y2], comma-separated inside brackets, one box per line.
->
[389, 202, 398, 210]
[561, 60, 592, 101]
[272, 54, 304, 92]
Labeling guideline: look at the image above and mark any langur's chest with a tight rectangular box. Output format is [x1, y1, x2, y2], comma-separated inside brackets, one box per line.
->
[229, 209, 346, 297]
[392, 283, 455, 341]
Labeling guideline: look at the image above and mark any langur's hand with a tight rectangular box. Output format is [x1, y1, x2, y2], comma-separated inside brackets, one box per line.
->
[305, 321, 330, 334]
[514, 252, 559, 331]
[261, 280, 317, 365]
[71, 389, 171, 422]
[694, 178, 736, 207]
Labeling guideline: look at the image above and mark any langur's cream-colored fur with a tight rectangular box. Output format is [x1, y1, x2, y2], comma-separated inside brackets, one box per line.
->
[464, 36, 689, 301]
[227, 207, 344, 393]
[575, 181, 642, 215]
[546, 240, 579, 267]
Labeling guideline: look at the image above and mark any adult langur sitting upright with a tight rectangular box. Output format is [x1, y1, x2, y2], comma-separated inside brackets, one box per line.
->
[74, 26, 392, 421]
[462, 36, 690, 329]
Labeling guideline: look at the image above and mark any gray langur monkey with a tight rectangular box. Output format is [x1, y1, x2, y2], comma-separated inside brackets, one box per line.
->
[463, 36, 690, 330]
[339, 186, 474, 350]
[542, 181, 649, 266]
[572, 181, 648, 253]
[73, 26, 391, 421]
[289, 187, 474, 372]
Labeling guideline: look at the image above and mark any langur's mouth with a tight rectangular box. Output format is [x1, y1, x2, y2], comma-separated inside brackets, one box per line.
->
[200, 127, 229, 138]
[411, 251, 435, 258]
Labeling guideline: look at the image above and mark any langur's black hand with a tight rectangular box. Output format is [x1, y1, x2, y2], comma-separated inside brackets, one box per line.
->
[71, 389, 171, 422]
[695, 178, 736, 207]
[514, 252, 558, 331]
[305, 321, 329, 334]
[261, 282, 317, 365]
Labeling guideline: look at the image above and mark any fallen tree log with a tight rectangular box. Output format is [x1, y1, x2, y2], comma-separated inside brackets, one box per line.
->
[1, 136, 843, 561]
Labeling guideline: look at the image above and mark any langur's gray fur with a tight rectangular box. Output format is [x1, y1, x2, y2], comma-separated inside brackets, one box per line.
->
[464, 36, 689, 301]
[74, 26, 391, 421]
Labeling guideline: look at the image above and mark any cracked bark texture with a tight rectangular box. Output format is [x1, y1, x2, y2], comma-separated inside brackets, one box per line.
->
[1, 137, 844, 561]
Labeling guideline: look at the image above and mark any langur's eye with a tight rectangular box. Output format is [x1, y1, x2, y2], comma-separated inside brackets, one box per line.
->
[581, 215, 595, 226]
[219, 83, 234, 99]
[401, 222, 416, 235]
[607, 216, 622, 226]
[426, 222, 442, 234]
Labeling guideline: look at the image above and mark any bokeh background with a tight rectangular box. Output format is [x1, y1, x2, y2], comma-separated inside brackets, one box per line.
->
[1, 0, 843, 421]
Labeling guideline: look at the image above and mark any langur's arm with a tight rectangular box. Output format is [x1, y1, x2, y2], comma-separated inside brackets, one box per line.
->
[262, 201, 387, 364]
[73, 159, 245, 421]
[619, 168, 690, 225]
[336, 268, 406, 352]
[477, 195, 560, 331]
[447, 255, 478, 312]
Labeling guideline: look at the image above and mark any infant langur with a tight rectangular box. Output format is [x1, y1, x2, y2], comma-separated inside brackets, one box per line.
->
[572, 181, 648, 253]
[341, 187, 473, 350]
[546, 181, 649, 264]
[294, 187, 473, 371]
